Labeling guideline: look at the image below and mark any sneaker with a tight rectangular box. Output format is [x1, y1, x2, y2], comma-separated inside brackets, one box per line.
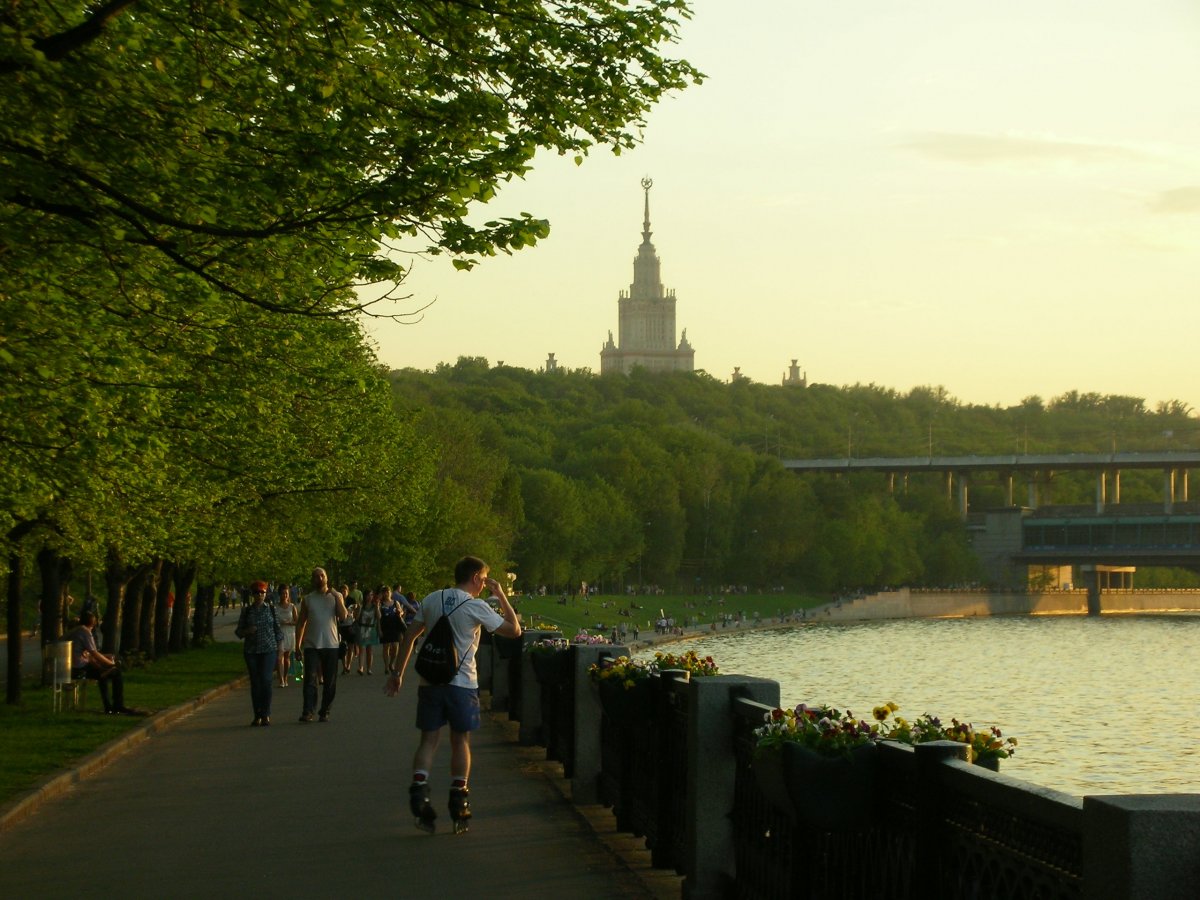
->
[251, 718, 262, 727]
[261, 717, 271, 726]
[299, 712, 314, 723]
[318, 711, 330, 723]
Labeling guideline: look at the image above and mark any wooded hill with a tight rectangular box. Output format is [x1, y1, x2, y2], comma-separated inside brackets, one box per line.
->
[388, 359, 1200, 594]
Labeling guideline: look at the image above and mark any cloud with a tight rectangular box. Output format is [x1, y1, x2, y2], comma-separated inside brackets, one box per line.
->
[901, 131, 1144, 166]
[1149, 187, 1200, 214]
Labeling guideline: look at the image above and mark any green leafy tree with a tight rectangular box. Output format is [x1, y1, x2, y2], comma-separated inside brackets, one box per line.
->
[2, 0, 702, 319]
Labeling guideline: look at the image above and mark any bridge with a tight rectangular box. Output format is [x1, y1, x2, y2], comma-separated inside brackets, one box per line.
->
[784, 451, 1200, 610]
[783, 451, 1200, 516]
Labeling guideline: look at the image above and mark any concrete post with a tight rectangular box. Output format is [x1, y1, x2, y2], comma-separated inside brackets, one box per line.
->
[1028, 477, 1038, 509]
[570, 644, 629, 804]
[476, 637, 493, 693]
[682, 676, 779, 900]
[913, 741, 971, 889]
[1112, 469, 1121, 504]
[1095, 471, 1106, 514]
[1082, 796, 1200, 900]
[491, 638, 514, 711]
[1005, 471, 1014, 507]
[1165, 468, 1176, 513]
[517, 630, 559, 745]
[957, 473, 969, 518]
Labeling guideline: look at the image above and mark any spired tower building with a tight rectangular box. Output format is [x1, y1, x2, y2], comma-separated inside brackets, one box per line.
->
[600, 179, 695, 374]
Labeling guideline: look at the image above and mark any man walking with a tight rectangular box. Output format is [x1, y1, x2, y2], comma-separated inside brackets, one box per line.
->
[387, 556, 521, 833]
[296, 567, 349, 723]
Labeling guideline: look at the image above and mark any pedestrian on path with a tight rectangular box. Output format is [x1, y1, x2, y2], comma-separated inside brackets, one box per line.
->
[296, 567, 349, 723]
[276, 585, 298, 687]
[236, 581, 284, 726]
[386, 556, 521, 833]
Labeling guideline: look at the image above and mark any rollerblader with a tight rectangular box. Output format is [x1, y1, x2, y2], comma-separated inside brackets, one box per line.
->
[386, 557, 521, 835]
[410, 781, 437, 833]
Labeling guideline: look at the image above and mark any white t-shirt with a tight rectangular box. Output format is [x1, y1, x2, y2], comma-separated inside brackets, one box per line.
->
[302, 590, 343, 650]
[415, 588, 504, 689]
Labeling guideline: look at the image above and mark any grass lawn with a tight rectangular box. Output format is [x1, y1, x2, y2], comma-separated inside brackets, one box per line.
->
[0, 642, 245, 805]
[509, 591, 829, 637]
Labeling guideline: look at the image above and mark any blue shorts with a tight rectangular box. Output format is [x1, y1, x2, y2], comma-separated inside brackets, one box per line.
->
[415, 684, 481, 733]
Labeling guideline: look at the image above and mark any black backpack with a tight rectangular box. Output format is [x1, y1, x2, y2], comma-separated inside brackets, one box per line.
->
[414, 592, 464, 684]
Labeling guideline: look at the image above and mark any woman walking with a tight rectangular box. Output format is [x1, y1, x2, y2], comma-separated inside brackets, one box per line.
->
[378, 586, 405, 673]
[356, 588, 381, 674]
[236, 580, 284, 726]
[276, 585, 298, 687]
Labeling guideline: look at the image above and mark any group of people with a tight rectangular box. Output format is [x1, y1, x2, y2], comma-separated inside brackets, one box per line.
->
[332, 582, 419, 676]
[236, 576, 423, 726]
[236, 558, 522, 835]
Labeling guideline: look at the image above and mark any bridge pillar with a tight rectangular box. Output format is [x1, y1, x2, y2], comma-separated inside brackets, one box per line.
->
[1095, 471, 1107, 514]
[957, 473, 969, 518]
[1164, 469, 1176, 514]
[1180, 469, 1189, 502]
[1087, 569, 1102, 616]
[1028, 478, 1038, 509]
[1112, 469, 1121, 503]
[1005, 472, 1014, 507]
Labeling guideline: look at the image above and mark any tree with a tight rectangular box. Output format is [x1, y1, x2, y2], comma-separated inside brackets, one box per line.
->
[2, 1, 702, 320]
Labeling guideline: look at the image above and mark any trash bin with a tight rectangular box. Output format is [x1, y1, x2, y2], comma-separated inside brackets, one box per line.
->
[52, 640, 73, 685]
[49, 640, 74, 712]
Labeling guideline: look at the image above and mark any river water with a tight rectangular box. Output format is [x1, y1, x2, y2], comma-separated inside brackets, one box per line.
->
[649, 615, 1200, 798]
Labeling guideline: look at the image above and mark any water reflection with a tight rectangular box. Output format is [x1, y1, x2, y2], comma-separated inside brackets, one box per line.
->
[648, 615, 1200, 797]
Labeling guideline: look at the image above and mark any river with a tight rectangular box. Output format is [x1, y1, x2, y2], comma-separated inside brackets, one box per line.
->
[647, 614, 1200, 798]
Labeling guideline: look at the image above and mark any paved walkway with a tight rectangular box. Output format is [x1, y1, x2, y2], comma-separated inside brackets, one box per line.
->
[0, 638, 672, 899]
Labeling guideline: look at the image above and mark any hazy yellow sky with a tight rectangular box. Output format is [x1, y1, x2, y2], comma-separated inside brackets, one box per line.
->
[368, 0, 1200, 410]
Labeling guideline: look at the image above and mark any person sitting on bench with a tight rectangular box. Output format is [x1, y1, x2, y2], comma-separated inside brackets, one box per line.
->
[69, 612, 141, 716]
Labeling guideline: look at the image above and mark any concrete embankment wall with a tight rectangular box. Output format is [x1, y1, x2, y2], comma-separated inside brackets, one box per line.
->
[820, 589, 1200, 622]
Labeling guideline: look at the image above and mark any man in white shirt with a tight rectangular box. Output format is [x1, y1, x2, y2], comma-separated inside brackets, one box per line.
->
[388, 556, 521, 833]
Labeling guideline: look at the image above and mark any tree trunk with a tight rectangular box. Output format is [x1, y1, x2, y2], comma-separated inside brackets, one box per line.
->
[192, 582, 215, 645]
[122, 568, 148, 654]
[6, 551, 23, 704]
[137, 560, 161, 656]
[102, 546, 137, 656]
[36, 548, 60, 685]
[153, 559, 174, 659]
[169, 562, 196, 652]
[36, 548, 73, 684]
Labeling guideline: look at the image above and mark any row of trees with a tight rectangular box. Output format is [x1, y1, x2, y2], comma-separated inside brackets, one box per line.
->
[1, 0, 702, 701]
[387, 360, 1199, 595]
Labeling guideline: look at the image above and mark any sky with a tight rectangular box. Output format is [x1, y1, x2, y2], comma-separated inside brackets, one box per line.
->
[365, 0, 1200, 411]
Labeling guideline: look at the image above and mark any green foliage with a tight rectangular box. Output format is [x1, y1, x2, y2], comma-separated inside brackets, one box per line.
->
[390, 363, 1199, 593]
[1, 0, 702, 318]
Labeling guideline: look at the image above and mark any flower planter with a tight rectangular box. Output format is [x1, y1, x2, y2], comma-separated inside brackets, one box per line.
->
[751, 747, 796, 817]
[781, 741, 878, 832]
[493, 635, 523, 660]
[597, 677, 653, 724]
[530, 649, 570, 685]
[973, 754, 1001, 772]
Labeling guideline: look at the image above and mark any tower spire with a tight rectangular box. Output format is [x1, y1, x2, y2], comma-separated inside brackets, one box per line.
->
[641, 176, 653, 242]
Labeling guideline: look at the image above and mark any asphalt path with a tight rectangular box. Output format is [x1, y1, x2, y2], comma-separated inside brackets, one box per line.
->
[0, 616, 663, 899]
